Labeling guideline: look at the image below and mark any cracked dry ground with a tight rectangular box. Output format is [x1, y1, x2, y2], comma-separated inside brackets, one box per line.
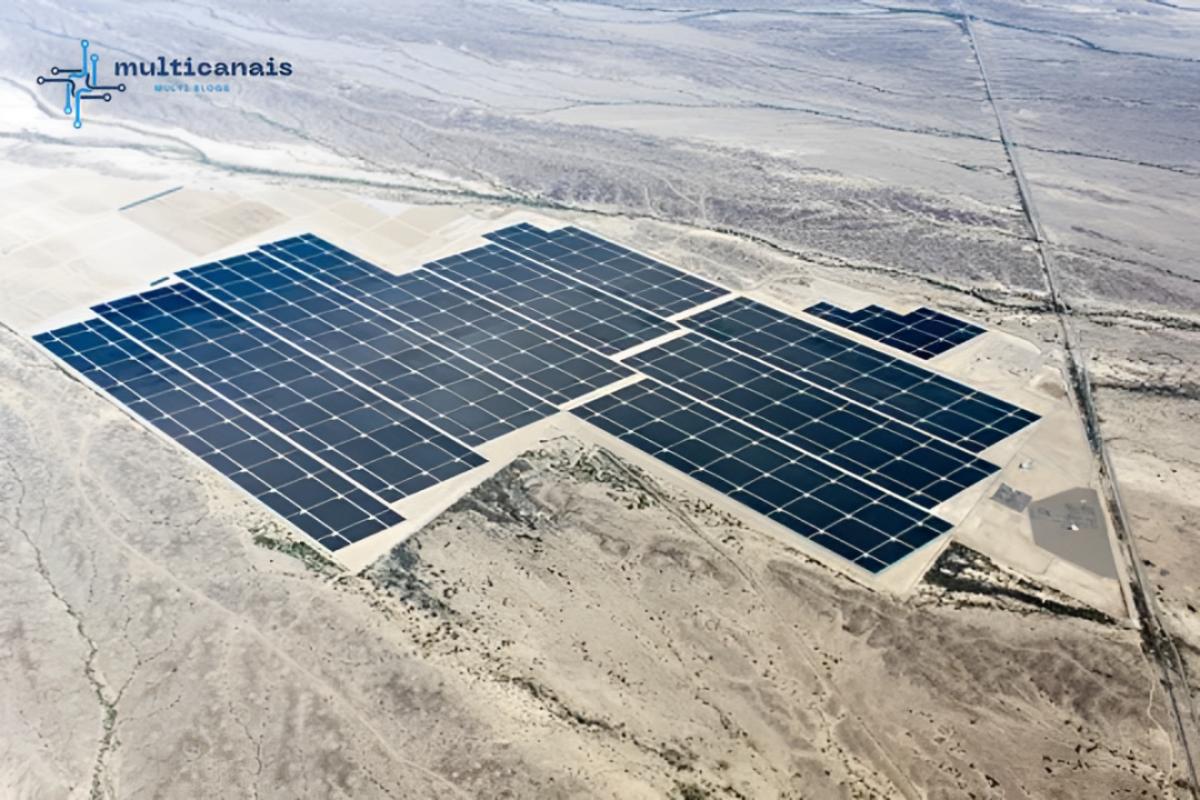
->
[0, 324, 1187, 799]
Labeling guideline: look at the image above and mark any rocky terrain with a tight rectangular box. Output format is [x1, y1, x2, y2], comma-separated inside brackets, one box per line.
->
[2, 0, 1197, 797]
[0, 327, 1184, 795]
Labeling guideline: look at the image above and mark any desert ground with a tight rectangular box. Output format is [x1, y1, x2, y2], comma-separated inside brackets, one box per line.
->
[1, 1, 1197, 798]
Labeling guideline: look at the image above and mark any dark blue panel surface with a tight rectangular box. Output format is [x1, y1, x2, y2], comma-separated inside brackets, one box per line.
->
[33, 319, 403, 550]
[32, 226, 1039, 574]
[92, 284, 484, 502]
[627, 334, 999, 508]
[682, 298, 1039, 453]
[571, 378, 952, 573]
[485, 223, 728, 317]
[806, 301, 986, 359]
[260, 235, 631, 405]
[180, 250, 555, 446]
[424, 243, 677, 355]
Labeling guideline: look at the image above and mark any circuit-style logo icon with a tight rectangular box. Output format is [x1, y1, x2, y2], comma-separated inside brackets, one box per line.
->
[36, 39, 125, 128]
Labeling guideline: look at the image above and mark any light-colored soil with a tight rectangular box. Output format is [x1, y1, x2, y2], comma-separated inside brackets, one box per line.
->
[0, 327, 1187, 798]
[3, 0, 1198, 795]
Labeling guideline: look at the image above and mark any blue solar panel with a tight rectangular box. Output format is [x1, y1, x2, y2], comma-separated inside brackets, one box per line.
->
[92, 283, 484, 502]
[682, 298, 1039, 453]
[485, 223, 729, 317]
[424, 243, 678, 355]
[33, 318, 403, 551]
[806, 301, 986, 359]
[260, 235, 631, 405]
[179, 250, 555, 446]
[31, 226, 1043, 578]
[572, 378, 952, 573]
[626, 334, 999, 508]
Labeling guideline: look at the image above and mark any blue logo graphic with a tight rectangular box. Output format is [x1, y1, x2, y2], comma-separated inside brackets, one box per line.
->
[36, 39, 125, 128]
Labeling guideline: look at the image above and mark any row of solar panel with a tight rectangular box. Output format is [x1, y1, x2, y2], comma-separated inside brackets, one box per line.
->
[489, 223, 987, 361]
[33, 223, 1036, 576]
[624, 334, 999, 510]
[463, 224, 1037, 569]
[92, 283, 486, 502]
[179, 250, 557, 445]
[485, 221, 729, 317]
[265, 233, 1024, 494]
[679, 298, 1036, 454]
[481, 224, 1033, 454]
[806, 301, 985, 359]
[33, 318, 403, 551]
[32, 231, 665, 553]
[38, 233, 663, 537]
[277, 231, 1029, 535]
[258, 237, 632, 404]
[572, 380, 953, 573]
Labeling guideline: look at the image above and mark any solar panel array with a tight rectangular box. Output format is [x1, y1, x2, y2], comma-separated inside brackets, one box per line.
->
[33, 222, 1039, 577]
[625, 334, 999, 509]
[573, 380, 952, 573]
[485, 222, 729, 316]
[92, 283, 484, 502]
[425, 244, 678, 355]
[260, 236, 632, 406]
[682, 297, 1038, 453]
[33, 319, 402, 551]
[179, 250, 555, 445]
[806, 301, 986, 359]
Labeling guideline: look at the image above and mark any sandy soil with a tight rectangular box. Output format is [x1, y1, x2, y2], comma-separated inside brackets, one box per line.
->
[0, 324, 1187, 798]
[2, 0, 1198, 796]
